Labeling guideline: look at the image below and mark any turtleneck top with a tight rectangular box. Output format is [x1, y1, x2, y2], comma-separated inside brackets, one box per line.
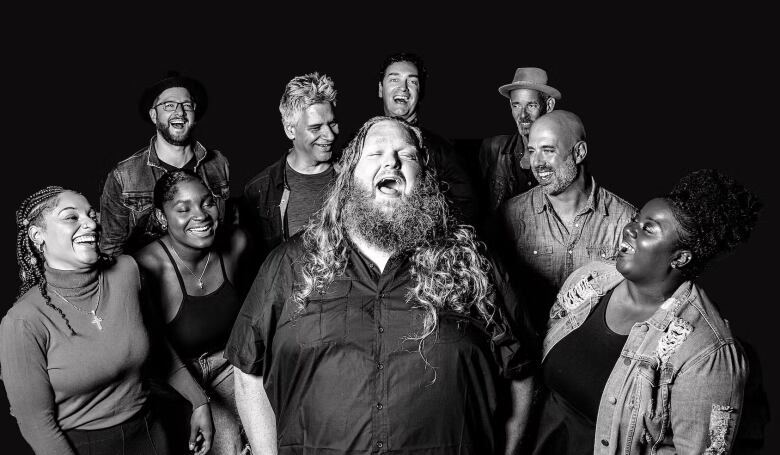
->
[0, 256, 151, 454]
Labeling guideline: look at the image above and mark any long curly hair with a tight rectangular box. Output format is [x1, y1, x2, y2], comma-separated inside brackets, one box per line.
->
[15, 186, 111, 335]
[666, 169, 762, 279]
[293, 116, 495, 345]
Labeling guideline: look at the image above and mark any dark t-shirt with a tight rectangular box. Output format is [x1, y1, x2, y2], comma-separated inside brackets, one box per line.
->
[284, 163, 334, 236]
[533, 288, 627, 454]
[225, 237, 537, 454]
[157, 155, 196, 173]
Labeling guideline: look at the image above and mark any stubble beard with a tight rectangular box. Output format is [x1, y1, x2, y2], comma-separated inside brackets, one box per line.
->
[540, 153, 578, 196]
[156, 118, 192, 147]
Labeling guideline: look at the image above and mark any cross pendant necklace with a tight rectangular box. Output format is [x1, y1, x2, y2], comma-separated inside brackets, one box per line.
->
[50, 273, 104, 331]
[168, 242, 211, 289]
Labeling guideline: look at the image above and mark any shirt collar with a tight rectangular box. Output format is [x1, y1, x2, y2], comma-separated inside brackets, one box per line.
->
[146, 136, 207, 169]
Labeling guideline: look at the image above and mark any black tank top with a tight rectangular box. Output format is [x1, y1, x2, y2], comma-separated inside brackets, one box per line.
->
[158, 240, 242, 360]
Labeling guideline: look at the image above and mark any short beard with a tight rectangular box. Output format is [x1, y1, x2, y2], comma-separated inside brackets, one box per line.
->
[156, 119, 192, 146]
[342, 174, 444, 254]
[541, 154, 578, 196]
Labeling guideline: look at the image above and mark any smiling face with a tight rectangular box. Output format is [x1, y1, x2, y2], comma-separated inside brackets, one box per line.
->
[378, 61, 421, 123]
[352, 120, 421, 212]
[510, 88, 547, 136]
[527, 117, 581, 195]
[161, 179, 219, 251]
[150, 86, 196, 146]
[288, 102, 339, 164]
[31, 191, 100, 270]
[616, 198, 688, 283]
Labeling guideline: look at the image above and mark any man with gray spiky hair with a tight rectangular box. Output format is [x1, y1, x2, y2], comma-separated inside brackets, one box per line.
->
[241, 72, 340, 265]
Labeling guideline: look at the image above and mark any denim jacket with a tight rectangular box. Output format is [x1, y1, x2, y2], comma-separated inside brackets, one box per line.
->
[543, 261, 747, 454]
[99, 137, 230, 257]
[240, 153, 290, 263]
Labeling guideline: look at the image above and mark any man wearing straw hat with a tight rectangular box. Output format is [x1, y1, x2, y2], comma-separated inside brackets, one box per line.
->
[478, 67, 562, 215]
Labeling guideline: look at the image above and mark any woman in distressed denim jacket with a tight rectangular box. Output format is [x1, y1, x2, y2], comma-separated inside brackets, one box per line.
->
[532, 169, 762, 454]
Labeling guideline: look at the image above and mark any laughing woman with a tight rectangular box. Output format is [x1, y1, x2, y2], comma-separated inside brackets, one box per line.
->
[135, 170, 248, 455]
[1, 186, 213, 455]
[532, 169, 761, 454]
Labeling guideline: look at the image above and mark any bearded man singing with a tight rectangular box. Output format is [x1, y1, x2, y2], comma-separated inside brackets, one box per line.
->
[225, 116, 537, 454]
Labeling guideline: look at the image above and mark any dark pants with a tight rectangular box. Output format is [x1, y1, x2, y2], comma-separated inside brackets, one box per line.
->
[65, 408, 169, 455]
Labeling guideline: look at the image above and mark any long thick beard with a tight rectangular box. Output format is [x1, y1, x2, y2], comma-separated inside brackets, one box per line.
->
[342, 175, 444, 253]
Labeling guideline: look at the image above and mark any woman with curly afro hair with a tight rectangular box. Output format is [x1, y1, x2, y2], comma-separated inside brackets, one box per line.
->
[531, 169, 761, 454]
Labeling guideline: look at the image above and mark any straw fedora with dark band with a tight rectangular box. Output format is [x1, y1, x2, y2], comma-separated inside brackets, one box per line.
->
[138, 72, 208, 123]
[498, 67, 561, 100]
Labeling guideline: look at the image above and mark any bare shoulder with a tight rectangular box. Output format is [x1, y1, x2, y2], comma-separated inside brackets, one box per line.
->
[133, 241, 166, 275]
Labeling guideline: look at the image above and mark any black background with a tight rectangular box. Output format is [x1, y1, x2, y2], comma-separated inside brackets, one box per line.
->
[2, 8, 776, 454]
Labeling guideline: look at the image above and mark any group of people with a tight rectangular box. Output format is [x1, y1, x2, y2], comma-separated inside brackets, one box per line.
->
[0, 52, 766, 455]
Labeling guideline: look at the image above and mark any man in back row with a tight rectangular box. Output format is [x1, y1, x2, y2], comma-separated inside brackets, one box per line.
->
[378, 52, 477, 225]
[480, 67, 561, 216]
[100, 73, 231, 256]
[241, 72, 339, 269]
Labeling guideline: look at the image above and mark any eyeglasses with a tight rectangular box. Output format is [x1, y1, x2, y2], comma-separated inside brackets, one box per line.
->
[154, 101, 196, 112]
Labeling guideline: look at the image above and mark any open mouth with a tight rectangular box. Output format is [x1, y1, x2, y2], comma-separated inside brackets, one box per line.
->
[535, 168, 553, 182]
[375, 174, 405, 197]
[619, 240, 635, 254]
[393, 94, 409, 104]
[314, 142, 333, 151]
[73, 233, 98, 245]
[169, 118, 188, 130]
[187, 224, 214, 237]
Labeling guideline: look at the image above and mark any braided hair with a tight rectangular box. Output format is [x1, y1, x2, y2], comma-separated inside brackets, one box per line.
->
[15, 186, 75, 334]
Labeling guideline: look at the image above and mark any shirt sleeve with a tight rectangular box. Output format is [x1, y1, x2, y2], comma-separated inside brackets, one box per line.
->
[669, 342, 748, 454]
[99, 170, 129, 257]
[225, 243, 292, 376]
[0, 316, 77, 455]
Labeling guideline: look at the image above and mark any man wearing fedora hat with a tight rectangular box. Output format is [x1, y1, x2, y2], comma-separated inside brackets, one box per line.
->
[99, 72, 231, 257]
[377, 52, 477, 225]
[478, 67, 561, 216]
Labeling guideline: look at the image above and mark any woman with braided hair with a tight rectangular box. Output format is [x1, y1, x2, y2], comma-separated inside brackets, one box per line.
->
[532, 169, 762, 454]
[1, 186, 214, 455]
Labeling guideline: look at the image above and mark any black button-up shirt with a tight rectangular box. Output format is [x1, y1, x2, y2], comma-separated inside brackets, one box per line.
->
[226, 237, 536, 454]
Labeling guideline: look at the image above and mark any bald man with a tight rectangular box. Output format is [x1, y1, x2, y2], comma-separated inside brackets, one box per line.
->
[500, 111, 636, 330]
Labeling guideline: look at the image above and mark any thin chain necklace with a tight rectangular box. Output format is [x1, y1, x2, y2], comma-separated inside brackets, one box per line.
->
[169, 242, 211, 289]
[50, 273, 104, 331]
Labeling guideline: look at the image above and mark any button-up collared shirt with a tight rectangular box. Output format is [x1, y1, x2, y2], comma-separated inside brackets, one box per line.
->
[225, 237, 536, 454]
[99, 137, 230, 256]
[544, 261, 748, 454]
[500, 177, 636, 329]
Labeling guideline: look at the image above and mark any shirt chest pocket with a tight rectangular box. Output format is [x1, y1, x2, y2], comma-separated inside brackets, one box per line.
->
[525, 244, 554, 274]
[587, 245, 612, 261]
[295, 279, 352, 347]
[628, 359, 673, 449]
[121, 193, 153, 214]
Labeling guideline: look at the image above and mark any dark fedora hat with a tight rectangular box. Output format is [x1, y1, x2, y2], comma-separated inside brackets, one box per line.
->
[498, 67, 561, 100]
[138, 71, 208, 123]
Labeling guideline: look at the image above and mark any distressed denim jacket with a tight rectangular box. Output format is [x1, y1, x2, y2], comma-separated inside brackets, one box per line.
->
[99, 137, 230, 257]
[543, 261, 747, 454]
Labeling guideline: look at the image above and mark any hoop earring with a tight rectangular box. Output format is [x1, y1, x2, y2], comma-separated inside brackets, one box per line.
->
[670, 262, 678, 269]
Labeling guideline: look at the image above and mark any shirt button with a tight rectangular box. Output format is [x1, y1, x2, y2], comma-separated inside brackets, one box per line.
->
[377, 362, 384, 370]
[376, 402, 383, 410]
[601, 439, 609, 446]
[638, 324, 648, 332]
[574, 223, 579, 227]
[623, 358, 631, 366]
[608, 396, 617, 405]
[568, 250, 573, 255]
[380, 293, 385, 299]
[376, 441, 384, 448]
[378, 326, 384, 333]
